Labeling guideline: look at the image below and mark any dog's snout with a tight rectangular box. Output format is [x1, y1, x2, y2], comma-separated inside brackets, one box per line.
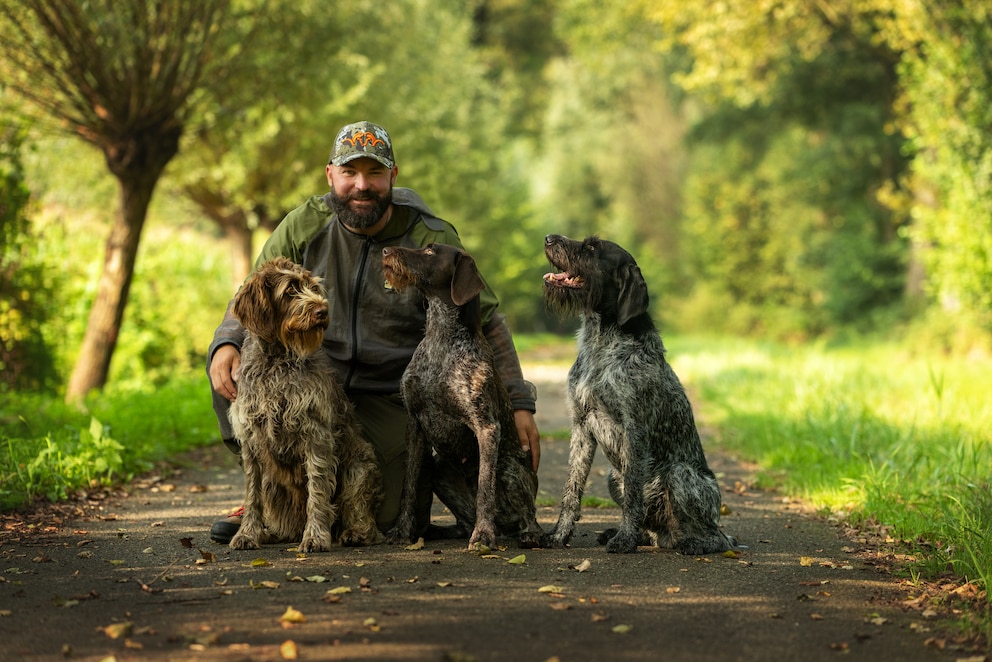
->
[545, 234, 557, 246]
[382, 247, 394, 257]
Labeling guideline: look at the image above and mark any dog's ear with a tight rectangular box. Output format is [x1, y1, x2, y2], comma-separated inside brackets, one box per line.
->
[616, 263, 649, 326]
[450, 251, 486, 307]
[232, 269, 276, 341]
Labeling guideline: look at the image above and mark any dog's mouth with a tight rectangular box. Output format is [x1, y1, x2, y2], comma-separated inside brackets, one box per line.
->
[543, 271, 585, 289]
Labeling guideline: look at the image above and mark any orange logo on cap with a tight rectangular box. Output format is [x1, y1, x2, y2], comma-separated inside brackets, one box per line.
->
[342, 131, 386, 149]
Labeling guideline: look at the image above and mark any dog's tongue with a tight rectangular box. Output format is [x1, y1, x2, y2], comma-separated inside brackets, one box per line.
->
[543, 272, 584, 288]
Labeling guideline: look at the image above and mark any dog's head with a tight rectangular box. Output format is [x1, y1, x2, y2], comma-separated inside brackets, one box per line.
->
[543, 234, 650, 328]
[382, 243, 486, 330]
[232, 257, 329, 357]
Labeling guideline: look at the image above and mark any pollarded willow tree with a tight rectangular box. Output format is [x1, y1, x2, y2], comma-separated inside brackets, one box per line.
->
[0, 1, 252, 401]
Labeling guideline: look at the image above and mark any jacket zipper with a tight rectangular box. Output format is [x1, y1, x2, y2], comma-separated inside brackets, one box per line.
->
[344, 235, 374, 391]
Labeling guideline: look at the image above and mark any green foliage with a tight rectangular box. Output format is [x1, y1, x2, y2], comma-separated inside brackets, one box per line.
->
[674, 336, 992, 593]
[899, 1, 992, 331]
[0, 119, 58, 391]
[0, 374, 217, 509]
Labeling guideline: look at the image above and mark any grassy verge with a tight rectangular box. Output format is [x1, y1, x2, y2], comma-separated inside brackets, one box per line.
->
[0, 374, 217, 510]
[667, 335, 991, 641]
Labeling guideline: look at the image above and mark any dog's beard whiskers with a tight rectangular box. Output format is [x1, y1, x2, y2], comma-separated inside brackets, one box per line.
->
[281, 325, 325, 357]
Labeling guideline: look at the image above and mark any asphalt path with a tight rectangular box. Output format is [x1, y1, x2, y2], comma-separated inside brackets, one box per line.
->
[0, 369, 972, 662]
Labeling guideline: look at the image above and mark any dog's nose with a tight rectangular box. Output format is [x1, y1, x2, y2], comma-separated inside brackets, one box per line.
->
[545, 234, 558, 246]
[382, 247, 393, 256]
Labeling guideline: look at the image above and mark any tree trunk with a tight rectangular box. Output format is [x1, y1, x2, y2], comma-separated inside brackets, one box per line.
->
[222, 211, 252, 292]
[65, 132, 179, 403]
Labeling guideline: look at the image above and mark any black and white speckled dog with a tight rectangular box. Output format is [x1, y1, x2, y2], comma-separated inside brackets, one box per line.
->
[381, 243, 543, 549]
[227, 257, 381, 552]
[541, 234, 737, 555]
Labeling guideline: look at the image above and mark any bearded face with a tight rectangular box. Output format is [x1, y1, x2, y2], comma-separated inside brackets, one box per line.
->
[330, 187, 393, 229]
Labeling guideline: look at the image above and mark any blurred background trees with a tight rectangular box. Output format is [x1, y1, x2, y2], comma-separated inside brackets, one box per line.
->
[2, 0, 991, 397]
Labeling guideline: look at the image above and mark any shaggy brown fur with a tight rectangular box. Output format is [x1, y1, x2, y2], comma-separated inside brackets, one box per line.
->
[381, 244, 543, 549]
[228, 257, 381, 552]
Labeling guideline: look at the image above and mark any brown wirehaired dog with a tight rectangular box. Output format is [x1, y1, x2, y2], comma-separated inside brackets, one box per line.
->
[381, 243, 543, 549]
[541, 234, 738, 554]
[227, 257, 381, 552]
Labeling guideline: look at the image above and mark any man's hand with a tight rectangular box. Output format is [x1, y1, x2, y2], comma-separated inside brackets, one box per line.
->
[514, 410, 541, 471]
[209, 344, 241, 402]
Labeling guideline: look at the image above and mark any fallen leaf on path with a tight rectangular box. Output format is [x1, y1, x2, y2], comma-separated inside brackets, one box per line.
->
[591, 612, 609, 622]
[538, 585, 564, 594]
[325, 586, 352, 595]
[108, 560, 126, 566]
[507, 554, 526, 564]
[611, 624, 633, 634]
[179, 537, 194, 548]
[571, 559, 592, 573]
[280, 606, 307, 627]
[250, 580, 280, 590]
[364, 617, 380, 632]
[549, 602, 571, 611]
[190, 484, 209, 493]
[437, 581, 454, 587]
[305, 575, 328, 583]
[810, 613, 823, 620]
[828, 642, 849, 651]
[198, 549, 217, 563]
[280, 640, 298, 659]
[800, 556, 814, 567]
[0, 610, 11, 617]
[666, 587, 680, 594]
[101, 621, 133, 639]
[869, 616, 888, 626]
[250, 558, 271, 567]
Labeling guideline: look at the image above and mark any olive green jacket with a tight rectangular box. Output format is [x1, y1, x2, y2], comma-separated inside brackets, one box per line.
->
[208, 188, 535, 411]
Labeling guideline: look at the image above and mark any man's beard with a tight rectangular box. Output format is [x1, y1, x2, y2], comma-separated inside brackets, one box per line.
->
[330, 188, 392, 229]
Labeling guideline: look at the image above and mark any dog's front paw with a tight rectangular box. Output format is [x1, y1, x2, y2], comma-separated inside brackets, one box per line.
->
[229, 533, 260, 550]
[540, 527, 572, 549]
[384, 520, 414, 545]
[604, 529, 639, 554]
[298, 535, 332, 553]
[468, 523, 498, 551]
[340, 527, 381, 547]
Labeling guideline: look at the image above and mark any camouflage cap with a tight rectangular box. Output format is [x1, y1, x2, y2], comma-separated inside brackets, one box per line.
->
[328, 121, 395, 169]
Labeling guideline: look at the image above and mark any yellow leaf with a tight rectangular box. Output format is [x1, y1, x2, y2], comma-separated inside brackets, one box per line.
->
[306, 575, 328, 583]
[363, 617, 378, 627]
[800, 556, 814, 567]
[538, 585, 564, 593]
[280, 639, 298, 659]
[666, 586, 680, 594]
[280, 606, 307, 624]
[507, 554, 527, 564]
[250, 580, 280, 590]
[611, 624, 633, 634]
[251, 558, 271, 567]
[108, 560, 126, 566]
[102, 621, 133, 639]
[325, 586, 352, 595]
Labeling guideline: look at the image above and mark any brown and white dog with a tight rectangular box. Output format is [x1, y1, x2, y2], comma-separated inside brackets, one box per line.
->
[381, 243, 543, 549]
[227, 257, 381, 552]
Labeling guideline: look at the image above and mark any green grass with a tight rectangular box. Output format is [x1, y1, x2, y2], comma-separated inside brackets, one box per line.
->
[667, 336, 992, 592]
[0, 374, 218, 509]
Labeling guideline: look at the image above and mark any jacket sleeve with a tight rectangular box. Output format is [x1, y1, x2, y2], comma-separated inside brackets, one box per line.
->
[207, 300, 244, 363]
[483, 312, 537, 413]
